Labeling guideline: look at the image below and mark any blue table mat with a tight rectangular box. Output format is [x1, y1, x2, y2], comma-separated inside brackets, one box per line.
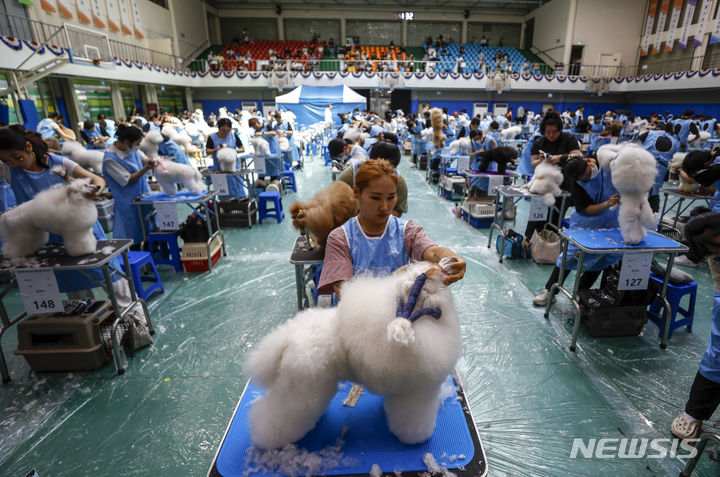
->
[216, 376, 476, 476]
[139, 190, 209, 202]
[563, 228, 686, 251]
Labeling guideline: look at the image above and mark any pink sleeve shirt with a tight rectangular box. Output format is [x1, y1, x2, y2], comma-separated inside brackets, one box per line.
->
[317, 219, 436, 294]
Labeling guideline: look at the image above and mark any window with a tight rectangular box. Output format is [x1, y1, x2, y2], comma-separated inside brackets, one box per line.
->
[149, 0, 168, 8]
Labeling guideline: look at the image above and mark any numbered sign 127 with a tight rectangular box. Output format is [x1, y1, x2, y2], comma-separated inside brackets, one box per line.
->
[16, 270, 64, 315]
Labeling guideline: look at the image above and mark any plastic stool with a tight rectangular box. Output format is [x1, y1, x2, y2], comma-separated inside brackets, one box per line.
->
[124, 251, 165, 300]
[283, 168, 297, 193]
[647, 274, 697, 339]
[148, 230, 183, 272]
[258, 191, 284, 223]
[324, 150, 332, 166]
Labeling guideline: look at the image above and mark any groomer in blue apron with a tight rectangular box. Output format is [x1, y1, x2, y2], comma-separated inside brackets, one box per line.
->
[674, 109, 699, 150]
[206, 117, 246, 199]
[158, 132, 192, 166]
[0, 125, 121, 297]
[516, 130, 541, 177]
[639, 125, 679, 212]
[249, 117, 281, 179]
[532, 157, 621, 307]
[273, 112, 300, 167]
[102, 124, 157, 247]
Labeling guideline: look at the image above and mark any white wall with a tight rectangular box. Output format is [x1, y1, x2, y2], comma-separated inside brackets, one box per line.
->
[170, 0, 208, 58]
[527, 0, 571, 64]
[572, 0, 647, 67]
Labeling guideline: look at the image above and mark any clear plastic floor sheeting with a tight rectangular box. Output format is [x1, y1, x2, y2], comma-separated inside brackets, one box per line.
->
[1, 152, 719, 476]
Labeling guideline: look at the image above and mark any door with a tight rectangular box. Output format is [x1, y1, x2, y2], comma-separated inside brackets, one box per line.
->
[569, 45, 584, 76]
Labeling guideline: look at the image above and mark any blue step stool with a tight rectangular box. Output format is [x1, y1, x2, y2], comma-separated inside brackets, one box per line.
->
[258, 191, 284, 223]
[124, 251, 165, 301]
[324, 150, 332, 166]
[149, 230, 183, 272]
[647, 273, 697, 339]
[282, 167, 297, 193]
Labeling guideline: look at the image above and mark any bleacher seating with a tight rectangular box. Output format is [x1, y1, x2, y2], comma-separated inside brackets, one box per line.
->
[422, 43, 541, 74]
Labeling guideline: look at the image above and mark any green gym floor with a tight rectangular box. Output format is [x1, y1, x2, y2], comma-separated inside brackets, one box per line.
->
[1, 151, 719, 477]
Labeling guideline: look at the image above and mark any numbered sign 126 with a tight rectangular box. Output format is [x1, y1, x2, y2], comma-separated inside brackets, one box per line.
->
[529, 196, 548, 221]
[16, 270, 63, 315]
[156, 203, 179, 231]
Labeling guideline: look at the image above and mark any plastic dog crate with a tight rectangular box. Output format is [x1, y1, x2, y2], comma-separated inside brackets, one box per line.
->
[460, 202, 495, 228]
[14, 300, 115, 372]
[441, 176, 466, 201]
[182, 235, 223, 272]
[578, 289, 648, 337]
[218, 198, 258, 228]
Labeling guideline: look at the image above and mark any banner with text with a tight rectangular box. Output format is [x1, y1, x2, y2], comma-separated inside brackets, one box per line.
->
[678, 0, 696, 49]
[652, 0, 671, 55]
[664, 0, 684, 51]
[106, 0, 120, 32]
[694, 0, 713, 47]
[640, 0, 658, 56]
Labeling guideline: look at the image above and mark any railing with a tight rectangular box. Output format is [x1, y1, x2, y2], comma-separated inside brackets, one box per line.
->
[0, 12, 178, 69]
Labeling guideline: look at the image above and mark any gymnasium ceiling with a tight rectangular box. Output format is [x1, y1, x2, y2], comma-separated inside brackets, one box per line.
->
[205, 0, 548, 15]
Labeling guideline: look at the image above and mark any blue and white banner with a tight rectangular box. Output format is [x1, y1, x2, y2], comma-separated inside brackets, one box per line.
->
[664, 0, 683, 51]
[640, 0, 658, 56]
[678, 0, 696, 49]
[652, 0, 670, 55]
[694, 0, 713, 46]
[710, 6, 720, 44]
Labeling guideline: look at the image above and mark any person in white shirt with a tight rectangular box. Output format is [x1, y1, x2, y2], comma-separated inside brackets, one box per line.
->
[325, 104, 333, 123]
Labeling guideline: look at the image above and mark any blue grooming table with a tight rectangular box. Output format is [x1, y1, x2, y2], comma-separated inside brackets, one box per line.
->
[544, 228, 688, 351]
[208, 374, 487, 477]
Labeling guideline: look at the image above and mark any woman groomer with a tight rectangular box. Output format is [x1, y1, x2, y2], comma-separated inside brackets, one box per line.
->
[318, 159, 465, 297]
[206, 117, 246, 198]
[0, 125, 123, 298]
[102, 124, 156, 247]
[524, 111, 582, 240]
[532, 156, 621, 306]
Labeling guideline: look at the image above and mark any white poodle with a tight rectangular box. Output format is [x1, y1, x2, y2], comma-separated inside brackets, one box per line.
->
[597, 143, 658, 244]
[245, 261, 461, 449]
[277, 135, 291, 152]
[251, 136, 271, 157]
[500, 125, 522, 141]
[60, 141, 104, 173]
[688, 130, 711, 146]
[161, 124, 192, 149]
[447, 137, 471, 155]
[420, 127, 433, 143]
[0, 178, 99, 258]
[527, 159, 564, 206]
[216, 147, 237, 172]
[152, 158, 206, 196]
[140, 131, 164, 160]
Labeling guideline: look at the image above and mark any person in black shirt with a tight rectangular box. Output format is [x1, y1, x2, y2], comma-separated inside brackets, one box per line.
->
[524, 111, 582, 239]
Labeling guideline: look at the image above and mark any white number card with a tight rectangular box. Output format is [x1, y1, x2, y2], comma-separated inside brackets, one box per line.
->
[16, 270, 63, 315]
[254, 157, 267, 175]
[156, 203, 179, 231]
[212, 174, 229, 195]
[488, 175, 504, 194]
[618, 252, 653, 290]
[457, 156, 470, 172]
[529, 196, 549, 221]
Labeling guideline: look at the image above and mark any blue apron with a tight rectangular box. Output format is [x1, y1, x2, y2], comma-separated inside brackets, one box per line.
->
[711, 156, 720, 213]
[158, 139, 192, 166]
[36, 118, 57, 139]
[470, 136, 497, 189]
[147, 123, 161, 133]
[675, 118, 693, 147]
[102, 119, 117, 139]
[260, 129, 282, 178]
[555, 168, 621, 272]
[342, 216, 409, 277]
[700, 291, 720, 383]
[210, 132, 246, 199]
[701, 119, 717, 139]
[0, 178, 16, 212]
[10, 153, 122, 291]
[102, 149, 155, 245]
[643, 130, 679, 196]
[516, 132, 541, 177]
[591, 123, 604, 133]
[275, 122, 300, 165]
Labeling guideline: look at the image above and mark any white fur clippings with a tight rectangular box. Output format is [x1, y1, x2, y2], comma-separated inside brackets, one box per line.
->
[527, 159, 564, 206]
[152, 158, 206, 196]
[216, 147, 237, 172]
[60, 141, 104, 173]
[0, 179, 99, 258]
[597, 143, 658, 244]
[244, 262, 461, 449]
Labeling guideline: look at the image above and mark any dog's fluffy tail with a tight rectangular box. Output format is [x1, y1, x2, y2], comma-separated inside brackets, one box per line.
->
[542, 192, 555, 206]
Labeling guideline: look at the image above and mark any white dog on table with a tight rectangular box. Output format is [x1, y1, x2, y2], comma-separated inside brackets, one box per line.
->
[0, 178, 99, 258]
[152, 158, 206, 197]
[244, 261, 461, 449]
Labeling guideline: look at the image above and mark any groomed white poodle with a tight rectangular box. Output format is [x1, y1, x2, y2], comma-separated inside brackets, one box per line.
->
[60, 140, 104, 173]
[500, 125, 522, 141]
[152, 158, 206, 197]
[245, 261, 461, 450]
[447, 137, 471, 156]
[251, 136, 271, 157]
[140, 130, 164, 160]
[0, 178, 99, 258]
[527, 159, 564, 206]
[597, 143, 658, 244]
[216, 147, 237, 172]
[161, 124, 192, 149]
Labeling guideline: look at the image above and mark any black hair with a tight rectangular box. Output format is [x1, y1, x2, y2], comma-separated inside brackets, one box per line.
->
[563, 157, 589, 181]
[369, 142, 401, 167]
[540, 111, 563, 134]
[328, 137, 345, 158]
[116, 124, 143, 143]
[217, 118, 232, 129]
[490, 121, 499, 130]
[83, 120, 94, 130]
[382, 132, 398, 144]
[575, 120, 590, 133]
[0, 125, 49, 169]
[682, 150, 713, 176]
[48, 112, 59, 119]
[469, 129, 482, 140]
[470, 118, 480, 126]
[684, 207, 720, 262]
[683, 109, 694, 117]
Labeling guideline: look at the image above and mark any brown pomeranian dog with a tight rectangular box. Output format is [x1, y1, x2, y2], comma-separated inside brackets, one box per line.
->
[430, 108, 446, 149]
[289, 181, 358, 248]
